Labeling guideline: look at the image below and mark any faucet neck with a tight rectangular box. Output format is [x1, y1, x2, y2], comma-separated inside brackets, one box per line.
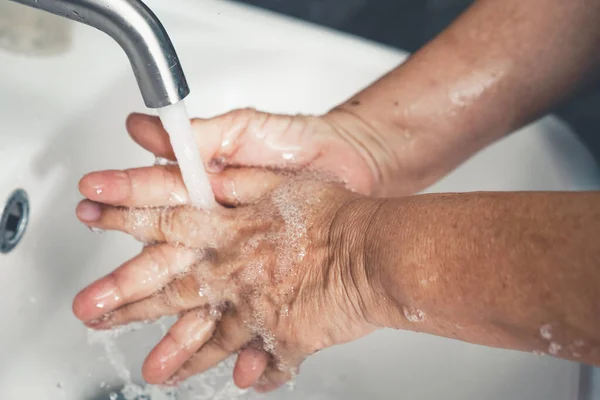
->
[9, 0, 190, 108]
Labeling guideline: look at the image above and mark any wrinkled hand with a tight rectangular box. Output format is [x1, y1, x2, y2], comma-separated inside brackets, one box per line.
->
[73, 179, 380, 392]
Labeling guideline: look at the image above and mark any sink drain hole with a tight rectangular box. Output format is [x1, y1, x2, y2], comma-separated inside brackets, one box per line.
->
[1, 189, 29, 254]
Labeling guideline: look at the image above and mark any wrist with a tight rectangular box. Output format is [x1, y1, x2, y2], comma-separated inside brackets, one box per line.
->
[360, 196, 444, 332]
[323, 106, 453, 198]
[329, 196, 406, 329]
[326, 81, 502, 197]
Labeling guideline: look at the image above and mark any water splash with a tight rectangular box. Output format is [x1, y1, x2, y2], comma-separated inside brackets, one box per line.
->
[87, 320, 252, 400]
[155, 157, 178, 166]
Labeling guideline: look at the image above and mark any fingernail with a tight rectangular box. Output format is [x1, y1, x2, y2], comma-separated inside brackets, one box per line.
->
[77, 201, 102, 222]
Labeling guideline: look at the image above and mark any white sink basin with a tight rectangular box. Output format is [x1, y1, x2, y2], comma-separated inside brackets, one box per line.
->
[0, 0, 598, 399]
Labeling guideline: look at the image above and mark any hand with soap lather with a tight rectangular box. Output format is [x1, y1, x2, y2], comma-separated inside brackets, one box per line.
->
[75, 176, 394, 391]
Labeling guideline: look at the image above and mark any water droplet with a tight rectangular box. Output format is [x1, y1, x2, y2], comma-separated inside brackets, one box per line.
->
[540, 324, 552, 340]
[402, 306, 425, 322]
[548, 342, 562, 355]
[154, 157, 177, 166]
[285, 379, 297, 391]
[198, 284, 211, 298]
[210, 307, 221, 319]
[169, 192, 186, 204]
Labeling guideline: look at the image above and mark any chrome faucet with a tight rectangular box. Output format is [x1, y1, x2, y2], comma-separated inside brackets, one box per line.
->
[8, 0, 190, 108]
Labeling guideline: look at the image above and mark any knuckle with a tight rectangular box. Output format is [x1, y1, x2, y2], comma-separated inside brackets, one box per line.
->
[159, 290, 182, 312]
[145, 245, 169, 269]
[160, 165, 179, 192]
[105, 272, 125, 301]
[211, 328, 239, 354]
[229, 108, 257, 122]
[165, 330, 190, 354]
[117, 207, 131, 229]
[178, 353, 201, 377]
[158, 207, 177, 241]
[162, 275, 199, 310]
[228, 108, 258, 135]
[124, 207, 157, 237]
[122, 170, 134, 191]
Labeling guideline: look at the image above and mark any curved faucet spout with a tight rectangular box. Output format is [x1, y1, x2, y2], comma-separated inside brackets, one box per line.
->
[9, 0, 190, 109]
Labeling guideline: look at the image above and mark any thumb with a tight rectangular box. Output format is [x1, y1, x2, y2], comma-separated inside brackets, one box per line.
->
[193, 109, 325, 172]
[127, 109, 325, 172]
[210, 167, 287, 207]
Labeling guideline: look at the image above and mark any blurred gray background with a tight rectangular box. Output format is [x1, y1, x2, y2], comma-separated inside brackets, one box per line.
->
[233, 0, 600, 163]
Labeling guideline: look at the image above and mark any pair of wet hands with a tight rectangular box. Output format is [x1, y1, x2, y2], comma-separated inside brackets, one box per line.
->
[72, 110, 380, 392]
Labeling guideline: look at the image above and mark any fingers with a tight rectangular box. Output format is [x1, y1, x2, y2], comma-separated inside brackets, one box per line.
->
[233, 348, 269, 389]
[72, 244, 197, 323]
[79, 166, 189, 207]
[254, 365, 296, 394]
[76, 201, 160, 242]
[76, 200, 233, 247]
[170, 310, 251, 383]
[143, 310, 216, 384]
[89, 268, 214, 329]
[79, 165, 283, 209]
[119, 110, 324, 208]
[127, 110, 323, 172]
